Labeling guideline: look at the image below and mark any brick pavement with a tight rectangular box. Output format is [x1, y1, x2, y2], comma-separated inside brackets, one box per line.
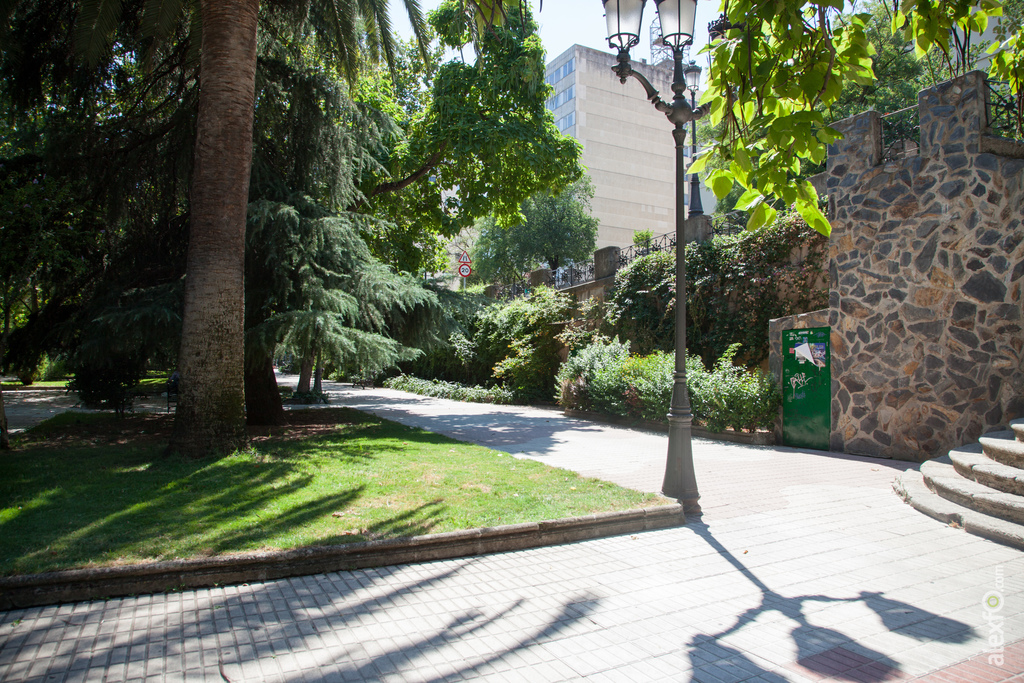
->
[1, 383, 1023, 681]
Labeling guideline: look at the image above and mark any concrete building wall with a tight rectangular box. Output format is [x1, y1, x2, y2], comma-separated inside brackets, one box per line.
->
[545, 45, 714, 251]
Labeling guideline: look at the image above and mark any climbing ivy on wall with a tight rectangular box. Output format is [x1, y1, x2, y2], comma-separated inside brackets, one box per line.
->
[610, 212, 828, 366]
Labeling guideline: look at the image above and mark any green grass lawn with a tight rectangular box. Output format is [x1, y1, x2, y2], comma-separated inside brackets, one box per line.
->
[2, 370, 171, 393]
[1, 380, 69, 390]
[0, 408, 668, 575]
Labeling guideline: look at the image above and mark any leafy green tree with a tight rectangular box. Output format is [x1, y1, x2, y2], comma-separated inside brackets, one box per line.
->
[353, 2, 584, 273]
[244, 197, 442, 424]
[0, 0, 442, 451]
[827, 0, 924, 120]
[473, 287, 575, 402]
[472, 179, 598, 284]
[8, 0, 433, 457]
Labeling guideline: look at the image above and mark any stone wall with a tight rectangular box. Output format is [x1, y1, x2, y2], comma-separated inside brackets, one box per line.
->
[824, 71, 1024, 461]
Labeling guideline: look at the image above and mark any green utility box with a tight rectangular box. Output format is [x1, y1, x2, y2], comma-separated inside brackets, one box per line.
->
[781, 326, 831, 451]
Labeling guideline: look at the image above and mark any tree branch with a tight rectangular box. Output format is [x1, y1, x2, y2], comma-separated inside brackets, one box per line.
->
[357, 143, 450, 209]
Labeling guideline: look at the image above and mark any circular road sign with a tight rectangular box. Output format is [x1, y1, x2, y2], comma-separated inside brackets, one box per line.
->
[458, 263, 472, 278]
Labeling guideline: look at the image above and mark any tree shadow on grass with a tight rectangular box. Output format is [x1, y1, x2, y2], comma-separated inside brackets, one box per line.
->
[0, 406, 477, 574]
[684, 520, 975, 681]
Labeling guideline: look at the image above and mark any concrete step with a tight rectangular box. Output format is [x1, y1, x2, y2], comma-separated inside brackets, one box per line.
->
[1011, 419, 1024, 442]
[921, 458, 1024, 525]
[980, 430, 1024, 468]
[948, 443, 1024, 496]
[894, 470, 1024, 550]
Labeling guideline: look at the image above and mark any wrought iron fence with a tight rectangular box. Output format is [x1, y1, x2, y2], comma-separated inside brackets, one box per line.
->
[491, 282, 528, 300]
[617, 231, 676, 269]
[986, 80, 1024, 141]
[712, 211, 746, 238]
[553, 261, 596, 289]
[881, 105, 920, 162]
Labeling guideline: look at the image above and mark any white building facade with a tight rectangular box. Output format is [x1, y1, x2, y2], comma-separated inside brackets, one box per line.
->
[545, 44, 716, 250]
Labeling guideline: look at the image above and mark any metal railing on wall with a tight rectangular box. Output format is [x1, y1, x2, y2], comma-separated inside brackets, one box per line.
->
[490, 282, 528, 300]
[617, 231, 676, 269]
[553, 261, 596, 289]
[881, 104, 920, 162]
[986, 80, 1024, 141]
[712, 212, 746, 238]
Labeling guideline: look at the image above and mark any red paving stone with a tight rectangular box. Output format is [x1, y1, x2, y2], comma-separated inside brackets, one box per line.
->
[913, 638, 1024, 682]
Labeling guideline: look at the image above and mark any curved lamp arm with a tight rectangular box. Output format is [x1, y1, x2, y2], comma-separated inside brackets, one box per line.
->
[613, 49, 706, 125]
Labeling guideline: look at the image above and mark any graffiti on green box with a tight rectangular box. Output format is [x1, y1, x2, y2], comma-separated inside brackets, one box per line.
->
[782, 327, 830, 451]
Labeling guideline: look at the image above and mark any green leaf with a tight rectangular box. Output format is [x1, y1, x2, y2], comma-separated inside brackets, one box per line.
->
[709, 170, 735, 199]
[747, 202, 770, 231]
[733, 188, 762, 212]
[734, 147, 752, 173]
[796, 199, 832, 237]
[687, 152, 710, 175]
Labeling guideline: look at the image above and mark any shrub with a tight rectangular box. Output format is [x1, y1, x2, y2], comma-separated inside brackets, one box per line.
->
[41, 355, 69, 381]
[384, 375, 516, 404]
[474, 286, 574, 402]
[590, 351, 674, 422]
[555, 338, 631, 411]
[686, 212, 827, 366]
[397, 290, 493, 387]
[608, 250, 676, 356]
[68, 354, 146, 416]
[686, 344, 781, 432]
[288, 390, 329, 405]
[555, 297, 615, 354]
[608, 212, 828, 366]
[557, 340, 780, 432]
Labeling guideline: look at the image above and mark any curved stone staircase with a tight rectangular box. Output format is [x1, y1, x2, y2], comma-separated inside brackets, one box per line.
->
[894, 419, 1024, 550]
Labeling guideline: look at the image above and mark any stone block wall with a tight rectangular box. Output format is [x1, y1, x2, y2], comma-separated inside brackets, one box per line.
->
[825, 71, 1024, 461]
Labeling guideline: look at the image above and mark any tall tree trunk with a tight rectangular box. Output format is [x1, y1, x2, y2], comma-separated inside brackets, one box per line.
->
[245, 354, 285, 426]
[0, 384, 8, 450]
[169, 0, 259, 458]
[0, 335, 8, 450]
[296, 353, 313, 393]
[312, 349, 324, 395]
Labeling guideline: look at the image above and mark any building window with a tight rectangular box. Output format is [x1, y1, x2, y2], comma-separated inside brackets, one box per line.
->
[546, 85, 575, 111]
[556, 111, 575, 132]
[545, 58, 575, 86]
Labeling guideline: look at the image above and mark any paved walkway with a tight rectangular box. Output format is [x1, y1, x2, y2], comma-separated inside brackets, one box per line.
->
[1, 381, 1023, 682]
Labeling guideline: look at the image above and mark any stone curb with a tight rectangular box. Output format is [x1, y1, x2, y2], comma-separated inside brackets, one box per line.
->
[563, 409, 775, 445]
[0, 504, 684, 610]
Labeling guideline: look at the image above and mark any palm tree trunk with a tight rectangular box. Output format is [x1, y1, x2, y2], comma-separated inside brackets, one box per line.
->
[169, 0, 259, 457]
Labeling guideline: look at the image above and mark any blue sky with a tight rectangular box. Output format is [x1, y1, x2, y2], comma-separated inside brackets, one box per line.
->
[389, 0, 721, 80]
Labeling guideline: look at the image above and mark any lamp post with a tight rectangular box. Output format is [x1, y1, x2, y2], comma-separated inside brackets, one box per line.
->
[603, 0, 703, 512]
[684, 62, 703, 216]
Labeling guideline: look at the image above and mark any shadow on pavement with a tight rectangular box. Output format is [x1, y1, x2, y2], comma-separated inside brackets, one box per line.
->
[684, 521, 974, 681]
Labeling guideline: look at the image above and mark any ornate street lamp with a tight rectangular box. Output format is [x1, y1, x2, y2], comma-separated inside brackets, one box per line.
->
[603, 0, 703, 512]
[684, 62, 703, 216]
